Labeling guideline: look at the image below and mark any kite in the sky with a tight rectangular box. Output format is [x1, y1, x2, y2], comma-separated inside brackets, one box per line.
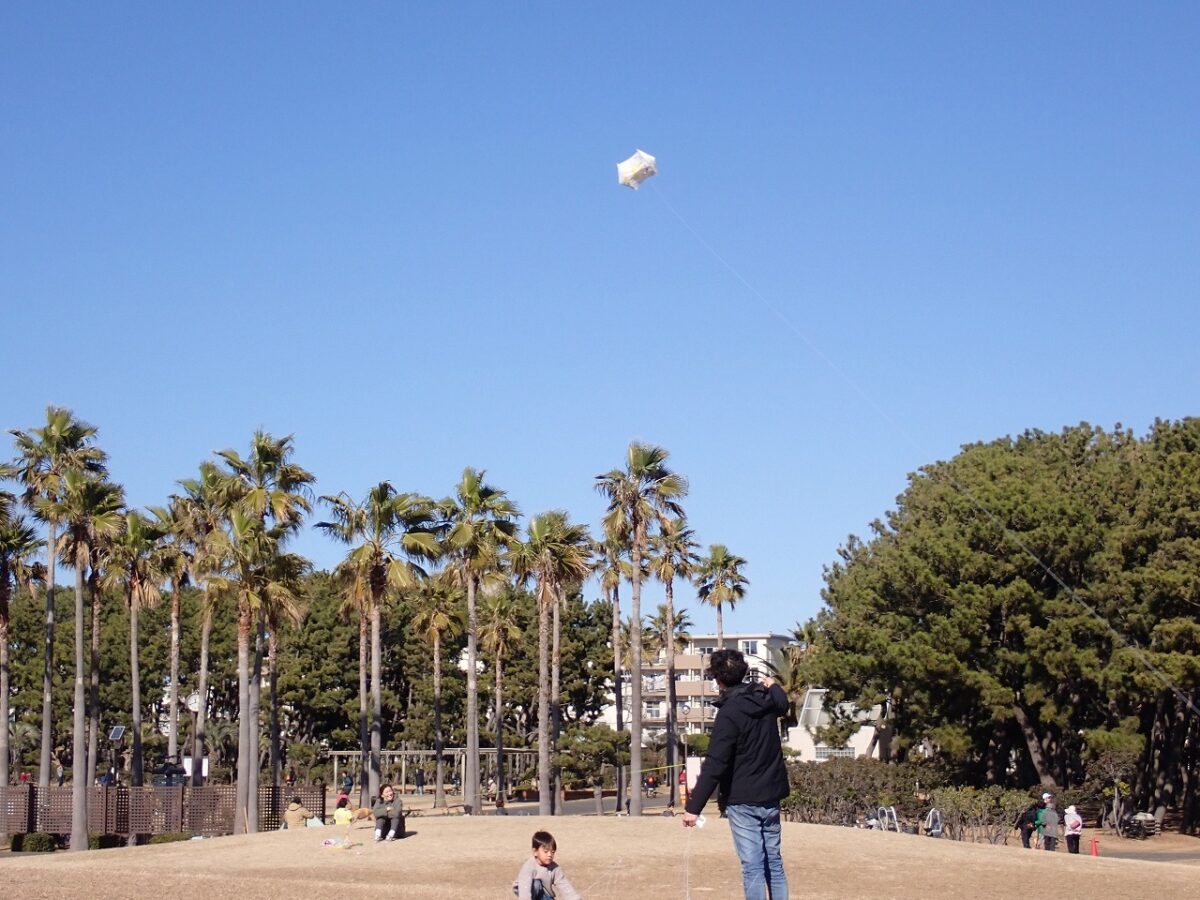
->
[617, 149, 657, 190]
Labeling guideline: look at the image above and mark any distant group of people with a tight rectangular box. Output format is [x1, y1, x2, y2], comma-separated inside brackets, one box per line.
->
[284, 782, 407, 841]
[1016, 792, 1084, 852]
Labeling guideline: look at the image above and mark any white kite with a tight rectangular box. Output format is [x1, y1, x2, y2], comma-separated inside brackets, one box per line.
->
[617, 149, 657, 190]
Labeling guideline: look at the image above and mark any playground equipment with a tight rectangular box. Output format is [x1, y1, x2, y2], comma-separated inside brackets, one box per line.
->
[923, 807, 944, 838]
[872, 805, 900, 832]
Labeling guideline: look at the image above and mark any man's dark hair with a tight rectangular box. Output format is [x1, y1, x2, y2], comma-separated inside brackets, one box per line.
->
[291, 795, 303, 805]
[531, 830, 557, 851]
[707, 648, 749, 688]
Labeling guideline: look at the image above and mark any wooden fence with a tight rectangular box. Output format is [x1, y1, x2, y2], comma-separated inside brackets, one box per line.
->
[1, 784, 326, 837]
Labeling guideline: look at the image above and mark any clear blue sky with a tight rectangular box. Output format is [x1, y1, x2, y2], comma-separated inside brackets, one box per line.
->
[4, 3, 1198, 635]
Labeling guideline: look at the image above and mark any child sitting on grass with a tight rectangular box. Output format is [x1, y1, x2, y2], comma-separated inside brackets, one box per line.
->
[513, 831, 581, 900]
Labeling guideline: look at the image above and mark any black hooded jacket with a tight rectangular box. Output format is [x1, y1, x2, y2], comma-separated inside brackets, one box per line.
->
[684, 681, 790, 814]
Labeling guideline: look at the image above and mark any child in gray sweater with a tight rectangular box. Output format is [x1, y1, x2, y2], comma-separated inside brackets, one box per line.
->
[513, 831, 582, 900]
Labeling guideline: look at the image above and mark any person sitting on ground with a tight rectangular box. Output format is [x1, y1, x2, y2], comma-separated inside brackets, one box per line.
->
[513, 830, 581, 900]
[373, 783, 404, 841]
[283, 796, 315, 829]
[494, 797, 510, 816]
[333, 796, 354, 826]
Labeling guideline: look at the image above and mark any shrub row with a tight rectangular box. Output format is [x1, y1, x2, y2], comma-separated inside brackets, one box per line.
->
[11, 833, 57, 852]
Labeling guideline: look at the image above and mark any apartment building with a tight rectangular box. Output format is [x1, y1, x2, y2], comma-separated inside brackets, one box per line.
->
[600, 631, 879, 761]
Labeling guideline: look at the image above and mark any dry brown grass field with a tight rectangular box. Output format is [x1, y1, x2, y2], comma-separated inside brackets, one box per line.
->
[2, 815, 1198, 900]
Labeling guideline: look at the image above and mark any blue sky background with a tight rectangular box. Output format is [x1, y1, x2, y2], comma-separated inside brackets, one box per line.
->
[4, 3, 1198, 635]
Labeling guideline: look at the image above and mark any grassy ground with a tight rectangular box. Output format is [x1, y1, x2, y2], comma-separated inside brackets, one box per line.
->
[2, 814, 1199, 899]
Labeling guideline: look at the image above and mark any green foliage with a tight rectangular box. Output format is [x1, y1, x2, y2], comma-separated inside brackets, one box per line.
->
[806, 420, 1200, 820]
[147, 831, 192, 844]
[554, 724, 629, 788]
[930, 786, 1031, 843]
[684, 733, 710, 756]
[88, 833, 124, 849]
[782, 757, 944, 825]
[12, 832, 57, 852]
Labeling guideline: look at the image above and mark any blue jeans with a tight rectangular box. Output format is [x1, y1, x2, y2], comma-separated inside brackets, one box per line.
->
[726, 804, 788, 900]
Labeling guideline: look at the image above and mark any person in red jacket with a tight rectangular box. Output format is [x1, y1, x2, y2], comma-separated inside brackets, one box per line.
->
[682, 648, 790, 900]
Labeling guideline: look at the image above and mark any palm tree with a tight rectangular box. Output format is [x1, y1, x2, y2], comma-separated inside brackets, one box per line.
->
[204, 718, 238, 776]
[480, 590, 522, 803]
[317, 482, 439, 803]
[39, 469, 123, 851]
[648, 517, 699, 805]
[8, 406, 107, 788]
[73, 480, 124, 788]
[440, 468, 519, 817]
[595, 534, 639, 813]
[173, 461, 227, 787]
[214, 431, 314, 833]
[509, 511, 592, 815]
[595, 442, 687, 816]
[410, 576, 463, 809]
[0, 489, 43, 826]
[102, 511, 166, 789]
[332, 561, 371, 806]
[264, 552, 309, 786]
[694, 544, 749, 648]
[149, 500, 192, 764]
[647, 603, 693, 788]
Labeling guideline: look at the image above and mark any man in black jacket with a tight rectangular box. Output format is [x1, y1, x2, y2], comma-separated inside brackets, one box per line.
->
[682, 648, 790, 900]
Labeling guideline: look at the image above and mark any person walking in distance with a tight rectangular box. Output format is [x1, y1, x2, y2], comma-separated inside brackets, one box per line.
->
[1041, 794, 1061, 852]
[1063, 804, 1083, 854]
[682, 648, 790, 900]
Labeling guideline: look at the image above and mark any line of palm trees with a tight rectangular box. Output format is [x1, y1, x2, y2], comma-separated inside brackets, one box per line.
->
[0, 407, 751, 847]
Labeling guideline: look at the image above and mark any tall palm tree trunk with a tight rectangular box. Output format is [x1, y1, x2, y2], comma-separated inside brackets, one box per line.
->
[551, 589, 562, 815]
[168, 581, 181, 760]
[369, 594, 382, 803]
[665, 580, 678, 807]
[629, 541, 644, 817]
[87, 571, 101, 787]
[0, 569, 12, 841]
[69, 553, 88, 851]
[611, 583, 625, 814]
[268, 628, 280, 786]
[537, 596, 552, 815]
[465, 575, 480, 815]
[494, 652, 505, 802]
[39, 521, 57, 788]
[234, 605, 252, 833]
[193, 607, 211, 787]
[129, 595, 143, 787]
[716, 604, 724, 650]
[248, 613, 263, 831]
[358, 611, 369, 807]
[433, 632, 445, 809]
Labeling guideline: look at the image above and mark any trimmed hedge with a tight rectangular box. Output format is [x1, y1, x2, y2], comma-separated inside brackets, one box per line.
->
[12, 832, 58, 852]
[148, 832, 191, 844]
[782, 757, 945, 826]
[88, 834, 125, 850]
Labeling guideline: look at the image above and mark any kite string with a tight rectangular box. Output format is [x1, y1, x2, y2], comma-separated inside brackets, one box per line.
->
[647, 180, 1200, 718]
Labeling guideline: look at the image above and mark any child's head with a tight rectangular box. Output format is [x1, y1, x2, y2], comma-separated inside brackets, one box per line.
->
[531, 831, 557, 866]
[336, 797, 349, 809]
